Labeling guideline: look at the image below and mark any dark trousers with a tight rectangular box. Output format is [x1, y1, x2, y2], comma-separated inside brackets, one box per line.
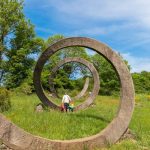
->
[64, 103, 69, 112]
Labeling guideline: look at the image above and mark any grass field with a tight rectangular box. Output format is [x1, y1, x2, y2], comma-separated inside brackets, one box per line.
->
[2, 93, 150, 150]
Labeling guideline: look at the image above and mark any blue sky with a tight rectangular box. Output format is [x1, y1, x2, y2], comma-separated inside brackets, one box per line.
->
[24, 0, 150, 73]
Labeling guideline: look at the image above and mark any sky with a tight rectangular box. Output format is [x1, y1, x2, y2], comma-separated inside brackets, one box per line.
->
[24, 0, 150, 73]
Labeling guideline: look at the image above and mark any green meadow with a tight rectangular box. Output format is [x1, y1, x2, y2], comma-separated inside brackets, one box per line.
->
[2, 93, 150, 150]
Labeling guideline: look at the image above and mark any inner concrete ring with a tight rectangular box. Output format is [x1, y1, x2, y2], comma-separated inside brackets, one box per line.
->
[75, 77, 89, 99]
[48, 58, 96, 103]
[38, 57, 100, 111]
[33, 37, 134, 148]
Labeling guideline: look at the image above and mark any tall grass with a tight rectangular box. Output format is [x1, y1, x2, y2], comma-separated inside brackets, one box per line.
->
[2, 93, 150, 149]
[3, 93, 118, 140]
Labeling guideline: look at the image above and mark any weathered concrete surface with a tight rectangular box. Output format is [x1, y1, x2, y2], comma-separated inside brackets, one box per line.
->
[0, 138, 20, 150]
[0, 37, 135, 149]
[75, 77, 89, 99]
[48, 57, 99, 110]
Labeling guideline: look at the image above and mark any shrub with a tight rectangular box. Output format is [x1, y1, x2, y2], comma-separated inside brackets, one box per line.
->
[0, 88, 11, 112]
[57, 88, 66, 97]
[17, 82, 33, 95]
[69, 89, 79, 97]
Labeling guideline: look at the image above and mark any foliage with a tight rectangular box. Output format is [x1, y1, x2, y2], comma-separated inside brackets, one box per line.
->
[45, 34, 64, 48]
[0, 0, 24, 60]
[4, 19, 44, 88]
[0, 0, 24, 83]
[0, 88, 11, 112]
[91, 54, 120, 95]
[16, 82, 33, 95]
[0, 0, 149, 95]
[0, 0, 44, 88]
[132, 71, 150, 94]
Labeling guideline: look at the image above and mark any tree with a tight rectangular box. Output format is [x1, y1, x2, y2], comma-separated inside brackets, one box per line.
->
[132, 71, 150, 94]
[90, 52, 132, 95]
[91, 54, 120, 95]
[0, 0, 24, 83]
[0, 0, 44, 88]
[4, 19, 44, 88]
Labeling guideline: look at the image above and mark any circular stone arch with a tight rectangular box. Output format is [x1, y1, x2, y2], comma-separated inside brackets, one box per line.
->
[75, 77, 89, 99]
[38, 57, 100, 111]
[0, 37, 134, 150]
[33, 37, 134, 147]
[48, 57, 96, 101]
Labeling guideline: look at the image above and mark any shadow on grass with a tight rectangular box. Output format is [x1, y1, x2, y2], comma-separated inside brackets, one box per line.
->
[73, 113, 110, 123]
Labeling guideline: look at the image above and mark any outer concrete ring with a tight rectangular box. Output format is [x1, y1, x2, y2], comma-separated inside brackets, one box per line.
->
[48, 57, 97, 107]
[33, 37, 134, 147]
[0, 37, 135, 150]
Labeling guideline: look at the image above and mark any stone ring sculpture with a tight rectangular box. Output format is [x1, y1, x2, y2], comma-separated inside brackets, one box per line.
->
[75, 77, 89, 99]
[37, 57, 100, 111]
[49, 57, 93, 100]
[0, 37, 134, 150]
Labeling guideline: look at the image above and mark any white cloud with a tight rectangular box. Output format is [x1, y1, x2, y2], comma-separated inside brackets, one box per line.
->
[44, 0, 150, 49]
[25, 0, 150, 33]
[122, 53, 150, 73]
[70, 22, 143, 36]
[71, 27, 106, 36]
[24, 0, 150, 60]
[48, 0, 150, 29]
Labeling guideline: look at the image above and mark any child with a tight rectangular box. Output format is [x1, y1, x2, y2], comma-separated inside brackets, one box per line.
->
[60, 103, 65, 112]
[68, 101, 74, 112]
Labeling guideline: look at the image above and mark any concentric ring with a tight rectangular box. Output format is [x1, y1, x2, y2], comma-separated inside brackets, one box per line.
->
[0, 37, 135, 149]
[48, 57, 100, 110]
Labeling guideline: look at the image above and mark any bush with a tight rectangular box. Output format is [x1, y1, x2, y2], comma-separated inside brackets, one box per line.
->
[0, 88, 11, 112]
[16, 82, 33, 95]
[57, 88, 66, 97]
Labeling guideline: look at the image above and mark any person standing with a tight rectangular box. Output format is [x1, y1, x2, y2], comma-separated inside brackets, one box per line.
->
[62, 93, 71, 112]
